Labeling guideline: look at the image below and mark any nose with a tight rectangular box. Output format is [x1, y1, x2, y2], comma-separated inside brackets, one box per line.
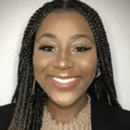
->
[53, 54, 75, 70]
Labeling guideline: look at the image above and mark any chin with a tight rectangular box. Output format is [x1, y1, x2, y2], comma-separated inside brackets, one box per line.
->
[50, 94, 78, 108]
[56, 100, 74, 108]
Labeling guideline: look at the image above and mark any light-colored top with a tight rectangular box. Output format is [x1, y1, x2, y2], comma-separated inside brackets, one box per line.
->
[41, 99, 91, 130]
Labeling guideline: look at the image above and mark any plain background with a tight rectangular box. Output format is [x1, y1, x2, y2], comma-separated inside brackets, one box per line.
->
[0, 0, 130, 110]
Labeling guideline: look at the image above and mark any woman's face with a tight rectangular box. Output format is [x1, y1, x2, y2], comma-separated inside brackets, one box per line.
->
[33, 11, 97, 107]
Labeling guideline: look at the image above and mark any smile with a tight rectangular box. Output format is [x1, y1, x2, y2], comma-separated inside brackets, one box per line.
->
[51, 77, 80, 90]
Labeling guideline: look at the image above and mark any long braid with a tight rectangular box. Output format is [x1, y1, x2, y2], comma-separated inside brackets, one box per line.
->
[9, 3, 55, 130]
[73, 1, 118, 105]
[9, 0, 120, 129]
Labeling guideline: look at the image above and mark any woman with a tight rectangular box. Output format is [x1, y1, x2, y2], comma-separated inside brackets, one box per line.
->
[0, 0, 130, 130]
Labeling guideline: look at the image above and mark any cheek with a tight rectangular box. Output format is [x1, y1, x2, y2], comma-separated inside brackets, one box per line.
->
[77, 51, 97, 83]
[33, 54, 45, 73]
[33, 49, 50, 79]
[81, 56, 97, 73]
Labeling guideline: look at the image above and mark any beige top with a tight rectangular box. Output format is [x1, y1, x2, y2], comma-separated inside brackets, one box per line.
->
[41, 99, 91, 130]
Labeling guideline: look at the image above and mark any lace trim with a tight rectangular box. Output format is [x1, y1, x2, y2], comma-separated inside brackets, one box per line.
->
[41, 99, 91, 130]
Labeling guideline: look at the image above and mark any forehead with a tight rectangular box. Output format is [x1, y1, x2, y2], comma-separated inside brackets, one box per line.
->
[36, 11, 94, 41]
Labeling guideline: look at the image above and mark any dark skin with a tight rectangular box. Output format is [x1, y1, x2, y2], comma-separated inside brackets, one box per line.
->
[33, 11, 97, 123]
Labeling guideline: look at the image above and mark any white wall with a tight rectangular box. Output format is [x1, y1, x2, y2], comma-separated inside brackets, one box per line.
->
[0, 0, 130, 110]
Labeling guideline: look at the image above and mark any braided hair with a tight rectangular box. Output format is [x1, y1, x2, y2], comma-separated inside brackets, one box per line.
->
[9, 0, 120, 129]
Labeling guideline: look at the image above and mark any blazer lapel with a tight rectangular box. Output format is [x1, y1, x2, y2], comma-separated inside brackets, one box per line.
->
[91, 99, 113, 130]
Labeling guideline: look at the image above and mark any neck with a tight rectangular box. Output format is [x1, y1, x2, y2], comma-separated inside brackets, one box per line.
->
[46, 94, 88, 123]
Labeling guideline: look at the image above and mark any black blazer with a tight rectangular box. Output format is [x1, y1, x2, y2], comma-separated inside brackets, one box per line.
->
[0, 99, 130, 130]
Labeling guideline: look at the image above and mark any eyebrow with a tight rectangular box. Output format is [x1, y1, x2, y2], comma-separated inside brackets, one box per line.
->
[37, 33, 93, 43]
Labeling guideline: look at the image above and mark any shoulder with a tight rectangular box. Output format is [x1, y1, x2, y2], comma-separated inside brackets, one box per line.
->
[108, 105, 130, 129]
[93, 98, 130, 119]
[91, 98, 130, 130]
[0, 103, 15, 130]
[105, 102, 130, 129]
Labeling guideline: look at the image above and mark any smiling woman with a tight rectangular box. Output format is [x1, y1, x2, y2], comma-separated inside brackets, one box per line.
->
[33, 11, 97, 111]
[0, 0, 130, 130]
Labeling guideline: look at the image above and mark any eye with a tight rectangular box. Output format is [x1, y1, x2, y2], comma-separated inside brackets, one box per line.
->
[38, 45, 56, 52]
[74, 46, 92, 52]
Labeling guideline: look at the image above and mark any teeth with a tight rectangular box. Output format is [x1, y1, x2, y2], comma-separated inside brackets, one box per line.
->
[52, 77, 77, 84]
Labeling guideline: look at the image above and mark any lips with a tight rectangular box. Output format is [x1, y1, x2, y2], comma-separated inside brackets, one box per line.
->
[50, 76, 80, 90]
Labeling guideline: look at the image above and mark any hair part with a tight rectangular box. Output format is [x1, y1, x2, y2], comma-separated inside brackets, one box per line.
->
[9, 0, 120, 129]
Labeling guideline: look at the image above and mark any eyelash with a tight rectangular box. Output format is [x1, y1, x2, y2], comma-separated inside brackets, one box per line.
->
[39, 46, 55, 52]
[38, 45, 92, 52]
[75, 46, 92, 52]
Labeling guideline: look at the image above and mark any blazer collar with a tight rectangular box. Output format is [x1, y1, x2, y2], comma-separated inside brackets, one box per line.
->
[91, 98, 113, 130]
